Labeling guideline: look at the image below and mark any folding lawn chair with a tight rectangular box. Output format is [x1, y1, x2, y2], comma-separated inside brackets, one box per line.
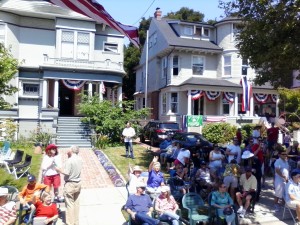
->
[4, 150, 24, 174]
[11, 154, 32, 179]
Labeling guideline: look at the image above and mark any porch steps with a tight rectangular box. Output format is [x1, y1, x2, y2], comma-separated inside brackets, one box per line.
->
[56, 117, 92, 148]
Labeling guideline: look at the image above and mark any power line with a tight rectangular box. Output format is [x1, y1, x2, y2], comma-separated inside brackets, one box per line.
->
[132, 0, 157, 25]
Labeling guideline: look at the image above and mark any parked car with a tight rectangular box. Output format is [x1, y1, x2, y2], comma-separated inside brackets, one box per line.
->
[172, 132, 213, 151]
[139, 121, 181, 146]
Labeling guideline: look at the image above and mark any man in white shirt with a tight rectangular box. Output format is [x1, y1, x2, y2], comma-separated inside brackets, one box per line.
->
[226, 137, 241, 164]
[285, 169, 300, 220]
[122, 122, 136, 159]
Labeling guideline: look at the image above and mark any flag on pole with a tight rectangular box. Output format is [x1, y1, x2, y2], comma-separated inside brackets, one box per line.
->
[47, 0, 140, 48]
[240, 76, 252, 111]
[100, 82, 106, 94]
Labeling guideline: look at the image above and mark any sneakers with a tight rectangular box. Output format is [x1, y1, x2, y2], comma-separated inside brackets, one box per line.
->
[239, 209, 246, 218]
[274, 204, 280, 212]
[237, 206, 244, 214]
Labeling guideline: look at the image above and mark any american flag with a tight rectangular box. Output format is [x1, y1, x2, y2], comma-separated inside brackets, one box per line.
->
[100, 82, 106, 94]
[240, 76, 252, 111]
[47, 0, 140, 48]
[203, 116, 227, 122]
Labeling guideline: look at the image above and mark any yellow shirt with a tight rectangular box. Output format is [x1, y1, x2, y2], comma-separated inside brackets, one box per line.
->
[239, 173, 257, 191]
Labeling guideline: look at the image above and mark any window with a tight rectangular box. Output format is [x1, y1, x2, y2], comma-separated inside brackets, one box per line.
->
[232, 23, 240, 41]
[194, 27, 202, 36]
[77, 32, 89, 60]
[203, 28, 209, 37]
[222, 98, 230, 115]
[170, 93, 178, 113]
[224, 55, 231, 76]
[162, 93, 167, 114]
[61, 30, 90, 60]
[242, 58, 248, 75]
[0, 23, 5, 45]
[184, 26, 193, 36]
[23, 83, 39, 96]
[192, 56, 204, 75]
[172, 56, 179, 76]
[162, 57, 168, 78]
[104, 43, 118, 53]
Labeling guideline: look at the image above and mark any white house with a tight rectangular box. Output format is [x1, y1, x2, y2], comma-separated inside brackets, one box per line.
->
[135, 9, 278, 128]
[0, 0, 126, 138]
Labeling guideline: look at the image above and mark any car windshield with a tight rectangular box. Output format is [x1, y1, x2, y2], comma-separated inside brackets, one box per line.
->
[186, 135, 198, 142]
[159, 123, 179, 129]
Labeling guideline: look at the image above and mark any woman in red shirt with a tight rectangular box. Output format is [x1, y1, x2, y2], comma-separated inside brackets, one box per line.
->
[33, 191, 58, 225]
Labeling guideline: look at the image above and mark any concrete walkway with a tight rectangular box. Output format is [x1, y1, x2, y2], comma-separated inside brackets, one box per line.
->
[53, 145, 296, 225]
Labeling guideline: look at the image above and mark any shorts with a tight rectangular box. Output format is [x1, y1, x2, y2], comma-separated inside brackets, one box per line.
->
[287, 200, 300, 209]
[43, 174, 61, 188]
[239, 191, 256, 200]
[274, 178, 284, 198]
[223, 175, 238, 188]
[174, 159, 184, 166]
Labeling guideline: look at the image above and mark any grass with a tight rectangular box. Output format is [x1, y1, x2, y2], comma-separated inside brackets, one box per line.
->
[0, 143, 43, 190]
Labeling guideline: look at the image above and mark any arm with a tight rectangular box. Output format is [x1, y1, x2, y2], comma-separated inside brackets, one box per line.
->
[148, 156, 158, 172]
[275, 167, 288, 182]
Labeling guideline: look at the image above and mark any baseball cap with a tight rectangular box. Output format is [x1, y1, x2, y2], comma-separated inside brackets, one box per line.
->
[291, 169, 300, 178]
[28, 174, 36, 182]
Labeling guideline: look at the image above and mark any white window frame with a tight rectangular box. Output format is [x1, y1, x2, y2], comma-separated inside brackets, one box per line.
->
[77, 32, 90, 60]
[202, 28, 210, 37]
[223, 55, 232, 76]
[184, 26, 193, 36]
[222, 98, 230, 115]
[104, 42, 118, 53]
[192, 56, 204, 76]
[194, 26, 202, 36]
[162, 93, 167, 114]
[170, 92, 178, 114]
[172, 55, 179, 76]
[242, 58, 248, 76]
[22, 82, 40, 97]
[162, 57, 168, 78]
[232, 23, 240, 42]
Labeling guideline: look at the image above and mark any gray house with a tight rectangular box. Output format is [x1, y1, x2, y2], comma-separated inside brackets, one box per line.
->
[135, 9, 278, 129]
[0, 0, 126, 145]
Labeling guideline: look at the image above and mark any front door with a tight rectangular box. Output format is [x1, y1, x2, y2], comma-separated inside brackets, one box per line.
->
[59, 83, 74, 116]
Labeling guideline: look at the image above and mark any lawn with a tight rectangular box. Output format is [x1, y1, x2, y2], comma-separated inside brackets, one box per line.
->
[101, 143, 155, 181]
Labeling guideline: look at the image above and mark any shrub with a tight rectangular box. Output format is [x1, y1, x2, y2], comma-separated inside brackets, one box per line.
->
[202, 122, 237, 144]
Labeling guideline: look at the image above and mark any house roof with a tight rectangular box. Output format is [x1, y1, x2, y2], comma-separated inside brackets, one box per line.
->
[153, 19, 223, 52]
[175, 77, 275, 90]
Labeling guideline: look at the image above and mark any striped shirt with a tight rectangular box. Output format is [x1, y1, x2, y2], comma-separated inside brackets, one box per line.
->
[0, 201, 17, 225]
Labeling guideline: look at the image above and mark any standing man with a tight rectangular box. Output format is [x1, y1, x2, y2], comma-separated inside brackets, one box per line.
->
[267, 122, 279, 151]
[226, 137, 242, 164]
[55, 145, 82, 225]
[122, 122, 136, 159]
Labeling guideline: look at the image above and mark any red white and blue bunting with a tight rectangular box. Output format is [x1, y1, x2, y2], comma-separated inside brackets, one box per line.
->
[223, 92, 234, 103]
[270, 94, 277, 103]
[62, 80, 86, 91]
[190, 90, 204, 100]
[253, 93, 269, 103]
[205, 91, 221, 101]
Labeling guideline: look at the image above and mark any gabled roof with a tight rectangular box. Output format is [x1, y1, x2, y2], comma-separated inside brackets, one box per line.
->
[176, 77, 275, 90]
[153, 18, 222, 52]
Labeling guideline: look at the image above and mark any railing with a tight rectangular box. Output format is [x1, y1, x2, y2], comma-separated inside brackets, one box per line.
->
[43, 55, 124, 71]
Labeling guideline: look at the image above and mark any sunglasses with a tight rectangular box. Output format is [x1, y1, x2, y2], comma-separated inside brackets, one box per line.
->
[220, 186, 227, 188]
[281, 153, 287, 156]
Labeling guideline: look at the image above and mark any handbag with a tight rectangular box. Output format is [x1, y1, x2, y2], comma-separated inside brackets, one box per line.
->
[223, 206, 233, 215]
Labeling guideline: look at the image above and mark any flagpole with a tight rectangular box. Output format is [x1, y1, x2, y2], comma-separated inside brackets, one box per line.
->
[145, 30, 149, 108]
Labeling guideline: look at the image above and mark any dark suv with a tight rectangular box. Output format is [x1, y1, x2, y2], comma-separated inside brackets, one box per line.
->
[140, 121, 180, 146]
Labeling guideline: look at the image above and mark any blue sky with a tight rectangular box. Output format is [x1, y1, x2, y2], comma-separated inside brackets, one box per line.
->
[98, 0, 225, 26]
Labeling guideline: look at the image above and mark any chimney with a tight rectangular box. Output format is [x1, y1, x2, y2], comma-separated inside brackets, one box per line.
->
[154, 7, 162, 20]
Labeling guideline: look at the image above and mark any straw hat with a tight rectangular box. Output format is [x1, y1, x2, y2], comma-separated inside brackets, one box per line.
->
[132, 166, 142, 173]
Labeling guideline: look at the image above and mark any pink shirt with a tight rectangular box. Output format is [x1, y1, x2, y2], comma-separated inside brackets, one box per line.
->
[155, 195, 177, 212]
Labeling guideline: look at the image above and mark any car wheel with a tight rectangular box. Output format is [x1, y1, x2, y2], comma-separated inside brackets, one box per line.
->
[140, 135, 145, 143]
[150, 137, 156, 147]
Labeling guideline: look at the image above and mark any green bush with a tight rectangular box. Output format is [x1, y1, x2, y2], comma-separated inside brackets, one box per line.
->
[202, 123, 237, 144]
[241, 124, 255, 139]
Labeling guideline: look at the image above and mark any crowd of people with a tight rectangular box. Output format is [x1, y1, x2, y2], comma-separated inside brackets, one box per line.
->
[125, 122, 300, 225]
[0, 145, 82, 225]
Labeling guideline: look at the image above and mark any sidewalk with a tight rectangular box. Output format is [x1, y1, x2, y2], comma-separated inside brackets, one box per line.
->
[54, 145, 296, 225]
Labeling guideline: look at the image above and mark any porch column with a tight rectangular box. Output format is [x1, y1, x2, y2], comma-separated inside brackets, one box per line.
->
[99, 82, 103, 101]
[117, 85, 122, 102]
[187, 90, 191, 115]
[249, 94, 254, 116]
[88, 82, 93, 97]
[112, 88, 115, 105]
[42, 79, 48, 108]
[54, 79, 59, 108]
[276, 94, 279, 117]
[234, 92, 238, 116]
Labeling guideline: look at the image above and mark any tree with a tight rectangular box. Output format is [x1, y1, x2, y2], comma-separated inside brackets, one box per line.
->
[78, 95, 149, 143]
[0, 44, 19, 109]
[165, 7, 204, 22]
[219, 0, 300, 88]
[278, 88, 300, 118]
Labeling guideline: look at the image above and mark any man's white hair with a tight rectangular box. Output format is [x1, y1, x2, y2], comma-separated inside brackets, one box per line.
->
[70, 145, 80, 154]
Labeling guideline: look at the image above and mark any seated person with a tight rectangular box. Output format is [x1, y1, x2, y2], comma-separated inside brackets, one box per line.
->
[211, 182, 236, 225]
[194, 160, 214, 193]
[32, 191, 58, 225]
[169, 163, 189, 195]
[155, 186, 190, 225]
[236, 166, 257, 218]
[128, 165, 147, 195]
[0, 187, 17, 225]
[285, 169, 300, 220]
[19, 175, 50, 210]
[160, 141, 177, 165]
[146, 156, 165, 197]
[159, 135, 173, 153]
[174, 145, 190, 167]
[166, 141, 181, 171]
[223, 159, 240, 201]
[124, 182, 162, 225]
